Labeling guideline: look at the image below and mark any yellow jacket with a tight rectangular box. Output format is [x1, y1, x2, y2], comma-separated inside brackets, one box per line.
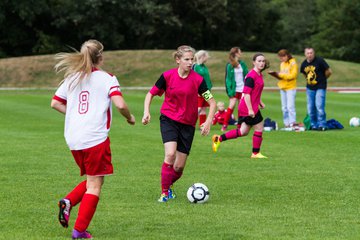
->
[278, 58, 298, 90]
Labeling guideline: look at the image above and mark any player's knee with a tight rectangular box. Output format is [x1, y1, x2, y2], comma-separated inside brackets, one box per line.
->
[165, 152, 176, 162]
[86, 184, 102, 196]
[174, 165, 184, 173]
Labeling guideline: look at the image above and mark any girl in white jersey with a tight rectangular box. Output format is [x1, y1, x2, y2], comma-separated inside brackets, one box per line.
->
[51, 39, 135, 239]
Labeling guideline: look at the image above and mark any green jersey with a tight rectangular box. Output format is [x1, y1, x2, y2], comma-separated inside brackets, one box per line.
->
[193, 63, 212, 90]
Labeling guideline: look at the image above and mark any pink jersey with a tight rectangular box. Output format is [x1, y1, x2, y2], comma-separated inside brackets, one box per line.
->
[238, 69, 264, 116]
[150, 68, 208, 126]
[53, 68, 122, 150]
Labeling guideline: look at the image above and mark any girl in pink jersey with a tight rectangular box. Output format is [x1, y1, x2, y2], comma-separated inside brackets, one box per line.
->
[142, 45, 216, 202]
[212, 53, 269, 159]
[51, 39, 135, 239]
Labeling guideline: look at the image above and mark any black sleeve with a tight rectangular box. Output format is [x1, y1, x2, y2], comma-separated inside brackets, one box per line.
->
[321, 58, 330, 70]
[244, 77, 254, 88]
[300, 61, 305, 74]
[198, 79, 209, 95]
[154, 74, 166, 91]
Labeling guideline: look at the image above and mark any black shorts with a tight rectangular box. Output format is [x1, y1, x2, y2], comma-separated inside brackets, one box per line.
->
[160, 115, 195, 155]
[238, 111, 263, 126]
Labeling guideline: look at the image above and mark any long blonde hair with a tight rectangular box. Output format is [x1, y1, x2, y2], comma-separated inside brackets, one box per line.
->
[54, 39, 104, 89]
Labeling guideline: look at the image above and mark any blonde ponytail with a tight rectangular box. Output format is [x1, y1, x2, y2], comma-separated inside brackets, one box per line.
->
[54, 39, 104, 89]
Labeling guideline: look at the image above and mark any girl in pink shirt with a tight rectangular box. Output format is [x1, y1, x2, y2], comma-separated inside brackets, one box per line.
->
[142, 45, 216, 202]
[212, 53, 269, 159]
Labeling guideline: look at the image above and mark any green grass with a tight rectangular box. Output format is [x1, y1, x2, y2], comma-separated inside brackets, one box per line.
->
[1, 50, 360, 88]
[0, 90, 360, 239]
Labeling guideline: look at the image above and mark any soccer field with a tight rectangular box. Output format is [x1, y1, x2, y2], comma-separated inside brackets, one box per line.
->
[0, 90, 359, 239]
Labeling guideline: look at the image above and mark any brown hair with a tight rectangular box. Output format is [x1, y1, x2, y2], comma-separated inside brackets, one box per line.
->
[229, 47, 241, 67]
[54, 39, 104, 89]
[277, 49, 293, 60]
[253, 52, 270, 71]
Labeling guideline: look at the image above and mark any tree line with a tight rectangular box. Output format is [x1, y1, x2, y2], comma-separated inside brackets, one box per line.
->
[0, 0, 359, 62]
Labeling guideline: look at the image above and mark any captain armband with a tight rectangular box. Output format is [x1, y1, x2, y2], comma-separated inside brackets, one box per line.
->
[201, 90, 213, 101]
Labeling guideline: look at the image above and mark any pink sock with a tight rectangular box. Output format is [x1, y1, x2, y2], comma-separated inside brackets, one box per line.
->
[74, 194, 99, 232]
[170, 168, 183, 185]
[161, 162, 173, 195]
[221, 128, 242, 141]
[252, 131, 263, 154]
[65, 180, 87, 206]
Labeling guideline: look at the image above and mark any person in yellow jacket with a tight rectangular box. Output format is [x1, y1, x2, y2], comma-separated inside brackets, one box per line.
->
[268, 49, 298, 127]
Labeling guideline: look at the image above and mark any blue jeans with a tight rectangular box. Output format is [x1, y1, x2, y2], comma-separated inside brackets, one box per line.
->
[280, 89, 296, 126]
[306, 88, 327, 128]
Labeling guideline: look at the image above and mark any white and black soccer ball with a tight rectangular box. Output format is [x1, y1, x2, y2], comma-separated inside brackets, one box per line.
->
[349, 117, 360, 127]
[187, 183, 210, 204]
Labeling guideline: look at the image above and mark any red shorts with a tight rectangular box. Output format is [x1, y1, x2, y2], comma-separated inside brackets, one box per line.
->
[233, 92, 242, 99]
[198, 95, 209, 108]
[71, 137, 113, 176]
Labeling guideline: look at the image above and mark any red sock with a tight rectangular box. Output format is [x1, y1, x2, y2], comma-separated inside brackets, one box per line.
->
[170, 168, 183, 185]
[65, 180, 87, 207]
[74, 194, 99, 232]
[223, 108, 233, 128]
[199, 114, 207, 127]
[161, 162, 173, 195]
[252, 131, 263, 154]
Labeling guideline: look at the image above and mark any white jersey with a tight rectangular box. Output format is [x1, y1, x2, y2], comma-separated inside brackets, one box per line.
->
[53, 69, 121, 150]
[234, 64, 244, 92]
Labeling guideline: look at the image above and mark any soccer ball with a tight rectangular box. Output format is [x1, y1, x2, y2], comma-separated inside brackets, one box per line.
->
[186, 183, 210, 204]
[349, 117, 360, 127]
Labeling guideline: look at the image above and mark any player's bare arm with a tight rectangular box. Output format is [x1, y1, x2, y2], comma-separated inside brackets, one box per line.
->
[142, 92, 154, 125]
[244, 94, 254, 117]
[259, 101, 265, 109]
[51, 99, 66, 114]
[111, 95, 135, 125]
[200, 97, 216, 136]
